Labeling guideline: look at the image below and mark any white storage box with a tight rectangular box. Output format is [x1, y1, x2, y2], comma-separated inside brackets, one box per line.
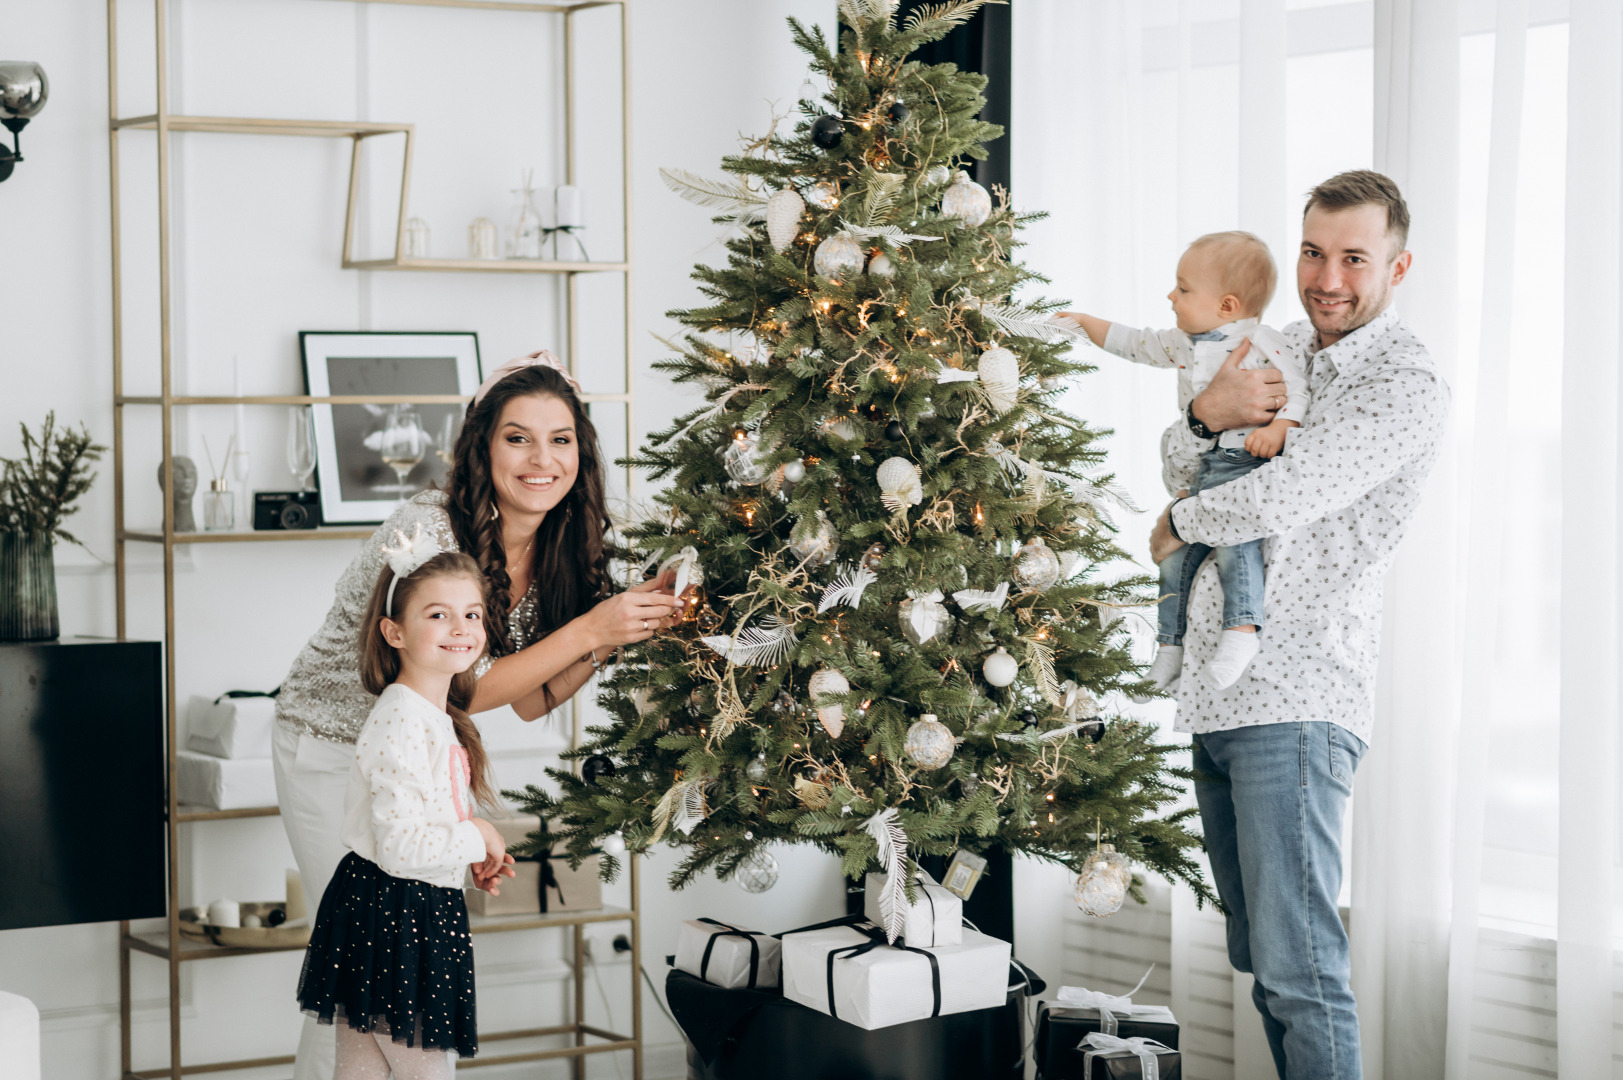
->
[863, 871, 962, 947]
[176, 751, 277, 811]
[673, 918, 781, 989]
[186, 693, 277, 759]
[780, 921, 1011, 1030]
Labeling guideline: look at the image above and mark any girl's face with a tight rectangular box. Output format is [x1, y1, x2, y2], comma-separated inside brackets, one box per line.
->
[488, 393, 580, 521]
[381, 573, 487, 677]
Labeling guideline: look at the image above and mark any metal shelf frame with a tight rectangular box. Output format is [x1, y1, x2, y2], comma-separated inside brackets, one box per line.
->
[107, 1, 640, 1077]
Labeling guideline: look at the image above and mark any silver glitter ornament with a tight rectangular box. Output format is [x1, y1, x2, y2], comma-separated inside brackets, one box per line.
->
[1013, 537, 1062, 592]
[814, 231, 865, 279]
[925, 164, 951, 186]
[961, 772, 980, 795]
[746, 755, 770, 783]
[806, 180, 840, 210]
[904, 714, 955, 769]
[1075, 844, 1132, 917]
[789, 511, 839, 565]
[736, 849, 780, 893]
[723, 432, 770, 485]
[940, 171, 992, 226]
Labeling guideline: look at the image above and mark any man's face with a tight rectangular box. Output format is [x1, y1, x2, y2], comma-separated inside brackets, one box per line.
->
[1297, 204, 1412, 346]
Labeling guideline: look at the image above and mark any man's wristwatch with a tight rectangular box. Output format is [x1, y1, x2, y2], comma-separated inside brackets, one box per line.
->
[1186, 402, 1218, 440]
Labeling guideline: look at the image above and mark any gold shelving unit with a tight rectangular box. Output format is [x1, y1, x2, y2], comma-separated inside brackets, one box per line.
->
[107, 1, 640, 1077]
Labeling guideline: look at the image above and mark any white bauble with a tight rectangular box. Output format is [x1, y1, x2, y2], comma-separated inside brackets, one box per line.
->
[1074, 844, 1131, 917]
[925, 164, 951, 186]
[977, 346, 1020, 414]
[789, 511, 839, 565]
[601, 832, 628, 858]
[876, 456, 923, 508]
[867, 250, 896, 278]
[765, 189, 806, 253]
[736, 849, 780, 894]
[808, 668, 850, 738]
[940, 171, 992, 226]
[805, 181, 840, 210]
[904, 714, 956, 769]
[981, 646, 1018, 687]
[827, 416, 861, 441]
[782, 458, 807, 484]
[1012, 537, 1061, 592]
[814, 231, 865, 279]
[723, 432, 770, 485]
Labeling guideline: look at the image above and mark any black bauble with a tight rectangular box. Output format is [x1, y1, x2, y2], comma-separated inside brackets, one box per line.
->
[1020, 710, 1039, 728]
[884, 420, 904, 441]
[811, 115, 844, 149]
[887, 101, 910, 123]
[1084, 721, 1107, 743]
[581, 754, 617, 785]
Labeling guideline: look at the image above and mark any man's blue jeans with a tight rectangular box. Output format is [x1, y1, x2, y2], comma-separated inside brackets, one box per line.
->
[1193, 722, 1367, 1080]
[1157, 446, 1267, 645]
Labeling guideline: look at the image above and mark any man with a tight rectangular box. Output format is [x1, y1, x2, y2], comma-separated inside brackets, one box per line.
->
[1149, 171, 1449, 1079]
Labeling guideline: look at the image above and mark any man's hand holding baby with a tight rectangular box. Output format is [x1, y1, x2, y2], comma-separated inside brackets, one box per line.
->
[1190, 341, 1286, 434]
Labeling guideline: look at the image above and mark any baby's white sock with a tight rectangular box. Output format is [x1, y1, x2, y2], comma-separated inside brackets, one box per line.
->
[1130, 645, 1184, 703]
[1205, 630, 1259, 689]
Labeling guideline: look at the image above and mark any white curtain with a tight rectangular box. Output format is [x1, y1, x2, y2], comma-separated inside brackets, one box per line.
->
[1012, 3, 1622, 1078]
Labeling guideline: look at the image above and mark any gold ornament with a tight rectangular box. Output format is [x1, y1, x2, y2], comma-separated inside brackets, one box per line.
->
[904, 714, 955, 769]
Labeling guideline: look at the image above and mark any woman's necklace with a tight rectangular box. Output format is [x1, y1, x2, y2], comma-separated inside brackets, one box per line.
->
[509, 534, 536, 592]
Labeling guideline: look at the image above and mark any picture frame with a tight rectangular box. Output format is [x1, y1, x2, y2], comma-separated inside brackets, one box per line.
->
[299, 331, 483, 525]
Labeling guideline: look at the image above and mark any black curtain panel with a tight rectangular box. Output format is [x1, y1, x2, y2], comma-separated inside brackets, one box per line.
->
[894, 0, 1012, 193]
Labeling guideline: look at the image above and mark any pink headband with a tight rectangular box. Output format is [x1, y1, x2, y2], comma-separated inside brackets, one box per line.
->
[473, 349, 582, 405]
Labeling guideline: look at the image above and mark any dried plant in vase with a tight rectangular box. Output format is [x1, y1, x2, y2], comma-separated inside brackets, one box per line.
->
[0, 412, 106, 639]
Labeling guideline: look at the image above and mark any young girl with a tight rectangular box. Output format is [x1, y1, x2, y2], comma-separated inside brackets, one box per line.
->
[297, 527, 515, 1078]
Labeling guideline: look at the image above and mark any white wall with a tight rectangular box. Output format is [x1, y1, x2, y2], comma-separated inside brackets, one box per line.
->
[0, 3, 841, 1078]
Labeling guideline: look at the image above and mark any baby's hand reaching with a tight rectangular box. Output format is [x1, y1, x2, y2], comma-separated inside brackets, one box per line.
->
[1244, 424, 1288, 459]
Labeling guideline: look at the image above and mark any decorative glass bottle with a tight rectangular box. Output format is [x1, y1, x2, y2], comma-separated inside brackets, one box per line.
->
[468, 216, 498, 260]
[203, 479, 235, 531]
[508, 173, 545, 260]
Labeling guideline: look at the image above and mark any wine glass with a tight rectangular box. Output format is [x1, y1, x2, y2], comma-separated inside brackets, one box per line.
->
[286, 407, 316, 492]
[436, 414, 457, 467]
[377, 406, 428, 497]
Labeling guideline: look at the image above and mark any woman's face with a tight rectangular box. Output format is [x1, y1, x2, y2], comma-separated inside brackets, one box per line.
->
[488, 393, 581, 520]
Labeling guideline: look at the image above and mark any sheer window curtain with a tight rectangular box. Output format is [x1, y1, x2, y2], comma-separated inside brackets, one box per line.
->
[1012, 3, 1621, 1078]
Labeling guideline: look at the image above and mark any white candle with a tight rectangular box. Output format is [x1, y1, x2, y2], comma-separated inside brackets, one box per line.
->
[555, 185, 584, 229]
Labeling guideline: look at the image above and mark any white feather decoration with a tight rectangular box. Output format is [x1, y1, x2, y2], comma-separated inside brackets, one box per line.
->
[659, 167, 766, 219]
[818, 564, 878, 614]
[978, 302, 1084, 343]
[765, 188, 806, 253]
[702, 614, 799, 667]
[953, 580, 1009, 613]
[863, 808, 911, 944]
[876, 457, 923, 512]
[977, 346, 1020, 414]
[933, 366, 979, 384]
[674, 782, 708, 835]
[845, 222, 942, 245]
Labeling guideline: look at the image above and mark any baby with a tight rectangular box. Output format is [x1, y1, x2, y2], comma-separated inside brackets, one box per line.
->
[1061, 231, 1309, 693]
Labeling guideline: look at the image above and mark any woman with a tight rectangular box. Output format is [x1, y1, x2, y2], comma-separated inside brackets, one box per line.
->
[271, 351, 677, 1080]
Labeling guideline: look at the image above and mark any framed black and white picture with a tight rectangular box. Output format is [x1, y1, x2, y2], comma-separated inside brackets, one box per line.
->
[299, 331, 483, 525]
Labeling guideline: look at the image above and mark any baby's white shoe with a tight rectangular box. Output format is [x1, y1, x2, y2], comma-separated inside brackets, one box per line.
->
[1132, 645, 1185, 703]
[1205, 631, 1259, 689]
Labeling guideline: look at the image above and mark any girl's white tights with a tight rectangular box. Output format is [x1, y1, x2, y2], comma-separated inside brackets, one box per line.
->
[334, 1020, 453, 1080]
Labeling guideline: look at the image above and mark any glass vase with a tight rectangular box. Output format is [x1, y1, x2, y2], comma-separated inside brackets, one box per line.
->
[204, 481, 235, 531]
[508, 181, 545, 260]
[0, 531, 59, 641]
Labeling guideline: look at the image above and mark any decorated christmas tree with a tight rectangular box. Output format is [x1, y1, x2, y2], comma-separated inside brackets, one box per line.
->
[513, 0, 1216, 932]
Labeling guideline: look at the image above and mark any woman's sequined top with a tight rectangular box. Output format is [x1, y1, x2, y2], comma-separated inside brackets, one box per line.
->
[274, 490, 542, 745]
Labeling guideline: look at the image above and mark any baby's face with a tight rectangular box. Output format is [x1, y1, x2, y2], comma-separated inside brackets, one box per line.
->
[1166, 247, 1232, 335]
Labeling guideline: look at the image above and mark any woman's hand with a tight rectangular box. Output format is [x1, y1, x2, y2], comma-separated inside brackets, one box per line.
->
[584, 570, 681, 649]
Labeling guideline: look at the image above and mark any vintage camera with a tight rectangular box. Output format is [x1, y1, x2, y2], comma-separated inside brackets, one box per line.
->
[253, 491, 322, 531]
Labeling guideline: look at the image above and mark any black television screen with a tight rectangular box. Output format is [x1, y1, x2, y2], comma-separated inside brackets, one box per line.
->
[0, 639, 166, 930]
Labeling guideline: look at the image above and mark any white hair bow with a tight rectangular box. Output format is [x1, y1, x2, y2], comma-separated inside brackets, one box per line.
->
[380, 523, 444, 616]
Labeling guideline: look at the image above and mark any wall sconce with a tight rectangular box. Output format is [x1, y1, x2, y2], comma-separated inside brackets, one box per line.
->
[0, 62, 49, 184]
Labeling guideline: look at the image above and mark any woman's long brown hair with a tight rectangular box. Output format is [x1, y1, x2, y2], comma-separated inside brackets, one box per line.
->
[357, 551, 496, 808]
[443, 364, 612, 656]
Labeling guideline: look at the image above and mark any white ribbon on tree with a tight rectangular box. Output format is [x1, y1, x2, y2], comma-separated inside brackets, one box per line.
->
[1079, 1033, 1176, 1080]
[1055, 964, 1154, 1036]
[903, 588, 948, 643]
[660, 545, 703, 599]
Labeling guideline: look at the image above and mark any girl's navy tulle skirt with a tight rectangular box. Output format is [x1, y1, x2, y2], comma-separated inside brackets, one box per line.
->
[296, 851, 478, 1058]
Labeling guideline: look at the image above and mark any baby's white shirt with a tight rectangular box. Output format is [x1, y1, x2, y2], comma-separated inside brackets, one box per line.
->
[340, 682, 486, 889]
[1102, 317, 1311, 448]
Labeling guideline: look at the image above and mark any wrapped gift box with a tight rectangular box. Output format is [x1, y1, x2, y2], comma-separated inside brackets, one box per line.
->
[1036, 1002, 1179, 1079]
[465, 818, 601, 916]
[674, 918, 781, 989]
[862, 871, 962, 947]
[780, 920, 1011, 1031]
[175, 751, 276, 811]
[1077, 1036, 1181, 1079]
[186, 693, 276, 759]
